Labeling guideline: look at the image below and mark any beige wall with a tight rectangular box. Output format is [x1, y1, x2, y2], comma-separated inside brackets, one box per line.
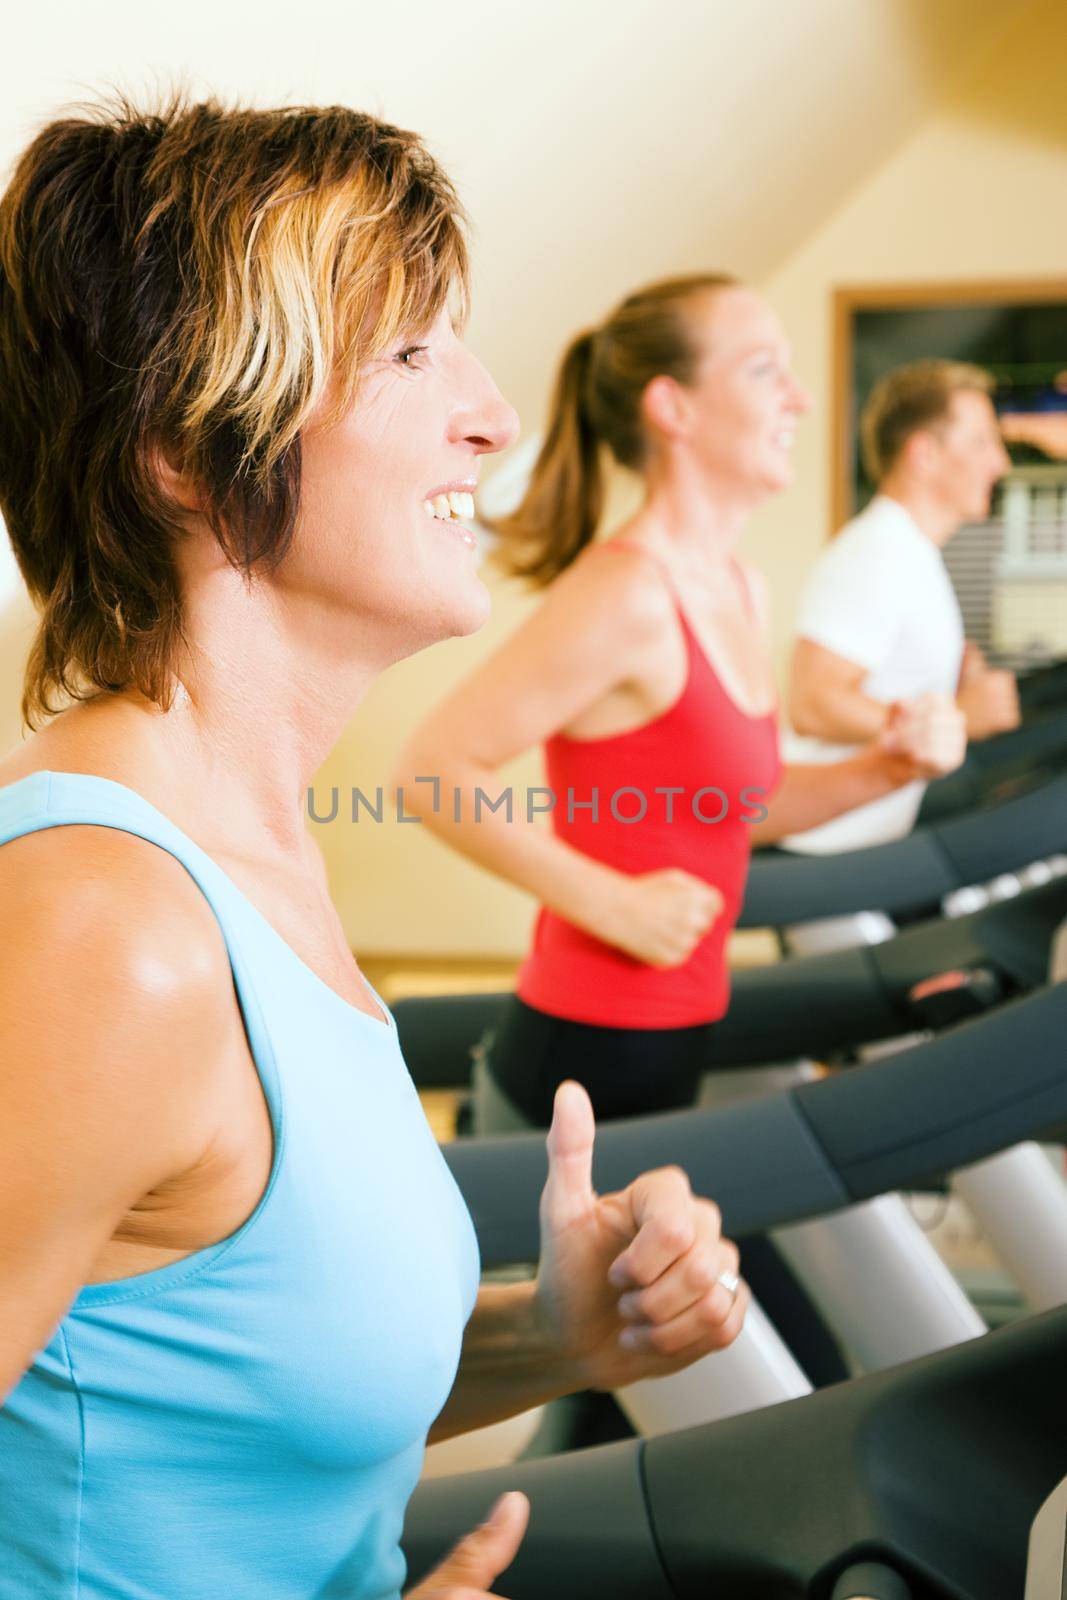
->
[0, 593, 37, 759]
[747, 0, 1067, 679]
[996, 580, 1067, 655]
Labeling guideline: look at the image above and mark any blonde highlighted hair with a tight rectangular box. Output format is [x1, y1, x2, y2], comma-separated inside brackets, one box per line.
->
[495, 273, 737, 585]
[0, 91, 468, 725]
[861, 358, 995, 484]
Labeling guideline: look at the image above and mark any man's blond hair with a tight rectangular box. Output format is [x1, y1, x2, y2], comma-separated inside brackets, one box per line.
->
[861, 358, 995, 483]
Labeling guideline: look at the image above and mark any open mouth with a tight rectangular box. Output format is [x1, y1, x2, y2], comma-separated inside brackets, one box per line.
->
[423, 490, 476, 524]
[422, 488, 477, 550]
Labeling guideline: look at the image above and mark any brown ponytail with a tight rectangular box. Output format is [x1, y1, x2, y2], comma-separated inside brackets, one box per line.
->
[494, 329, 600, 585]
[495, 273, 738, 586]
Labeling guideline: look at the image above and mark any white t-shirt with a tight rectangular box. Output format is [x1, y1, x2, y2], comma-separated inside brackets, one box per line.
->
[782, 495, 965, 854]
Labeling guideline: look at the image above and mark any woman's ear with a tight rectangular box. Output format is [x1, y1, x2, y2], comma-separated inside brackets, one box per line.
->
[146, 440, 205, 516]
[641, 374, 690, 445]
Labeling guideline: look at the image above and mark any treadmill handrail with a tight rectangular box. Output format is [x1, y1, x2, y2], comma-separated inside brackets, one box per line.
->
[394, 876, 1067, 1091]
[404, 1305, 1067, 1600]
[443, 983, 1067, 1265]
[739, 773, 1067, 927]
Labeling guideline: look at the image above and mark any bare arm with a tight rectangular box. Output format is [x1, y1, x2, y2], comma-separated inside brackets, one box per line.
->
[749, 747, 918, 845]
[956, 641, 1020, 739]
[394, 547, 719, 963]
[427, 1279, 575, 1444]
[0, 828, 234, 1404]
[751, 693, 967, 845]
[788, 636, 890, 744]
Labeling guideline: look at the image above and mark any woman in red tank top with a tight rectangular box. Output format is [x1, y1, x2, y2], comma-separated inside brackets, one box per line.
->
[520, 540, 781, 1032]
[399, 273, 964, 1128]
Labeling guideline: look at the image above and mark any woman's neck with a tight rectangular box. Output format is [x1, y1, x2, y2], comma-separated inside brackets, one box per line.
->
[48, 564, 408, 865]
[629, 459, 754, 578]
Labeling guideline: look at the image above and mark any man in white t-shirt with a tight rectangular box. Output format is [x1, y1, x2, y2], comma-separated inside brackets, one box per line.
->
[783, 358, 1019, 854]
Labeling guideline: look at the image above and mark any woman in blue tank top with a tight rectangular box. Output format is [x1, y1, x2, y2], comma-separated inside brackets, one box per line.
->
[0, 95, 747, 1599]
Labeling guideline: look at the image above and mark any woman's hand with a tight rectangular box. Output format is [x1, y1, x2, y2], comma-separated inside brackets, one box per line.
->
[596, 868, 724, 968]
[533, 1082, 747, 1392]
[404, 1492, 529, 1599]
[879, 692, 967, 779]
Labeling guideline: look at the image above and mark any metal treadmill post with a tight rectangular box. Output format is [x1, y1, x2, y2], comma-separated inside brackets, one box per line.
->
[1026, 1476, 1067, 1600]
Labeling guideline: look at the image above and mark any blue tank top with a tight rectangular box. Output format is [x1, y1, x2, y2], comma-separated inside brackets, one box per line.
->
[0, 770, 480, 1600]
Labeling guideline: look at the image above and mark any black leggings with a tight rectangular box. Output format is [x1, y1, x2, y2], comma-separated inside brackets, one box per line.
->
[485, 995, 849, 1388]
[485, 995, 714, 1124]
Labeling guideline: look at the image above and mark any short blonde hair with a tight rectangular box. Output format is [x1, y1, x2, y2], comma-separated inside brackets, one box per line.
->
[861, 358, 995, 484]
[0, 92, 468, 726]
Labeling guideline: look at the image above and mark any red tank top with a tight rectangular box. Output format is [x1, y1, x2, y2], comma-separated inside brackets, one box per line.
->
[516, 542, 782, 1028]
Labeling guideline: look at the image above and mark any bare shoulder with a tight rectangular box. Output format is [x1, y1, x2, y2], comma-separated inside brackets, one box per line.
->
[400, 536, 679, 768]
[0, 822, 238, 1401]
[0, 824, 234, 1147]
[549, 539, 677, 639]
[1, 822, 229, 980]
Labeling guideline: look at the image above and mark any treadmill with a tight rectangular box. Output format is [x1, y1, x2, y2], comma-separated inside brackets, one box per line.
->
[391, 872, 1067, 1091]
[917, 705, 1067, 826]
[740, 768, 1067, 934]
[404, 981, 1067, 1598]
[1028, 1475, 1067, 1600]
[396, 880, 1067, 1380]
[1018, 656, 1067, 717]
[444, 975, 1067, 1409]
[441, 981, 1067, 1270]
[405, 1306, 1067, 1599]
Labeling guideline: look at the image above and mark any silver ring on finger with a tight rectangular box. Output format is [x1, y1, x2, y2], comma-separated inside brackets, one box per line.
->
[716, 1268, 741, 1305]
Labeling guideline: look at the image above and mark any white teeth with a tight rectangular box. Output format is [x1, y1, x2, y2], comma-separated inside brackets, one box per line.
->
[423, 489, 476, 522]
[444, 489, 476, 520]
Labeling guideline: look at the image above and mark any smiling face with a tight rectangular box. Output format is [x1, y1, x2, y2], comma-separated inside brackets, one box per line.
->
[670, 287, 811, 503]
[279, 306, 519, 652]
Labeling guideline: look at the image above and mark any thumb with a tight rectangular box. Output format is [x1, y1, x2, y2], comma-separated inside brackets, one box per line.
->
[431, 1491, 529, 1590]
[542, 1079, 597, 1227]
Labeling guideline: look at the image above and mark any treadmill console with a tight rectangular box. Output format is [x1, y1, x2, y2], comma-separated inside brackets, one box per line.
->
[908, 966, 1005, 1028]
